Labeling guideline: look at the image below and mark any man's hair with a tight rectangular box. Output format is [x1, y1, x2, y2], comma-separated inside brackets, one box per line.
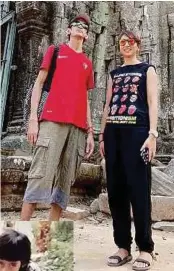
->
[0, 229, 31, 271]
[119, 30, 141, 46]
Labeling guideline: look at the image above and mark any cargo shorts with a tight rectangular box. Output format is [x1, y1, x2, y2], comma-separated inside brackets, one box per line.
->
[23, 121, 86, 209]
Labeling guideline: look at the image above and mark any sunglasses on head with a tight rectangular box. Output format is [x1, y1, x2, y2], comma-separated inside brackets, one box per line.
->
[119, 38, 136, 46]
[70, 21, 89, 30]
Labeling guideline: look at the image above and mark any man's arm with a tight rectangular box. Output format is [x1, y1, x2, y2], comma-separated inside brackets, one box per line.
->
[27, 69, 48, 144]
[85, 97, 94, 158]
[30, 70, 48, 120]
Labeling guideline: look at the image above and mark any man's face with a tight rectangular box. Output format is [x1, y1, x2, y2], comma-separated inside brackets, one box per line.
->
[0, 259, 21, 271]
[69, 20, 89, 40]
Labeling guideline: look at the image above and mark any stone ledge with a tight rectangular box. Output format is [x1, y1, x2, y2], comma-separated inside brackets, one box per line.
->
[152, 222, 174, 232]
[97, 193, 174, 221]
[1, 156, 32, 171]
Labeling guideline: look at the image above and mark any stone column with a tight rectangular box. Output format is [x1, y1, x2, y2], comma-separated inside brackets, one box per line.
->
[89, 2, 110, 135]
[13, 1, 51, 122]
[168, 13, 174, 133]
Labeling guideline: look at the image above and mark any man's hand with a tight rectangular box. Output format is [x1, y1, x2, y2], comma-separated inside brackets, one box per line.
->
[140, 135, 157, 162]
[85, 133, 94, 159]
[27, 119, 39, 145]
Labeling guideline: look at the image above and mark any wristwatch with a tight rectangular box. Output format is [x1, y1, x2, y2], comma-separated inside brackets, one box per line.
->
[149, 129, 158, 138]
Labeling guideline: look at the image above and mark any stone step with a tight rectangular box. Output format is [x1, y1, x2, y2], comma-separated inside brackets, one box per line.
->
[9, 119, 23, 126]
[1, 194, 91, 213]
[7, 126, 22, 134]
[1, 135, 33, 156]
[155, 154, 174, 165]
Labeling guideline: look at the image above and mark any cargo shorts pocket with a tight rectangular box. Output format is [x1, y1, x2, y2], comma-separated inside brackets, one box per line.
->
[75, 134, 86, 179]
[28, 137, 50, 179]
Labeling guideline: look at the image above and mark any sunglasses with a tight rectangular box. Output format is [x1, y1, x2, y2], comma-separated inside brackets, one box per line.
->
[119, 39, 136, 46]
[70, 21, 89, 30]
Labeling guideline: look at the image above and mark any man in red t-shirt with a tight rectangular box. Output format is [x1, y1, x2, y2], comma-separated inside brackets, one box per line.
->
[21, 14, 95, 221]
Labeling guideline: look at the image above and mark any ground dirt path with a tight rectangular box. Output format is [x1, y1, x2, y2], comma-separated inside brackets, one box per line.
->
[1, 209, 174, 270]
[74, 218, 174, 271]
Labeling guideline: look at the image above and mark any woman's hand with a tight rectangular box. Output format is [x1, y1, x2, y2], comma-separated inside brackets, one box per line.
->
[99, 140, 105, 158]
[140, 135, 157, 162]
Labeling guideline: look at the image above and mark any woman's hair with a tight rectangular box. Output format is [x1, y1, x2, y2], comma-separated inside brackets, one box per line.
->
[0, 229, 31, 271]
[119, 30, 141, 47]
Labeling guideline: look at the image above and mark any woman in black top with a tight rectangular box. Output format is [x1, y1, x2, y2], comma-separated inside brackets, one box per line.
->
[0, 229, 40, 271]
[99, 30, 158, 270]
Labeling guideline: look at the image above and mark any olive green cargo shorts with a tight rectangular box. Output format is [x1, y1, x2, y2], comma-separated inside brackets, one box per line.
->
[23, 121, 86, 209]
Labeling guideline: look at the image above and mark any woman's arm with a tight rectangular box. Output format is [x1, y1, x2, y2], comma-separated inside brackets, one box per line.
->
[141, 66, 158, 161]
[147, 66, 158, 133]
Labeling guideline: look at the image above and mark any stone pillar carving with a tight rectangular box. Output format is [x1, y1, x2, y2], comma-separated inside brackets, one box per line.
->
[13, 1, 51, 121]
[168, 14, 174, 133]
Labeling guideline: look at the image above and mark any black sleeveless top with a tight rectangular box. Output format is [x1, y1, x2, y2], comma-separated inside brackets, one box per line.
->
[107, 62, 155, 128]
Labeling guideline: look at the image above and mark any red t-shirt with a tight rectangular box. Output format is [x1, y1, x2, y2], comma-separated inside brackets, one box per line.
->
[40, 43, 94, 130]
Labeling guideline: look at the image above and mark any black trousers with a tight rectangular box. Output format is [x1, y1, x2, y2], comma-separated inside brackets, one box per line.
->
[104, 124, 154, 253]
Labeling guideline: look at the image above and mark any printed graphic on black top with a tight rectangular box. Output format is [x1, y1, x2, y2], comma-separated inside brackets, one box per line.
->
[107, 63, 155, 126]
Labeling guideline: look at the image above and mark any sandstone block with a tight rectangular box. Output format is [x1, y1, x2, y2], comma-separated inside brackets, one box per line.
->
[62, 207, 90, 221]
[98, 193, 174, 221]
[90, 199, 99, 214]
[151, 196, 174, 221]
[164, 159, 174, 180]
[152, 222, 174, 232]
[98, 193, 110, 215]
[1, 156, 32, 171]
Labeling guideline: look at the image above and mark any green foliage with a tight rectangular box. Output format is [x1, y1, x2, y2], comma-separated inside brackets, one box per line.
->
[51, 221, 74, 242]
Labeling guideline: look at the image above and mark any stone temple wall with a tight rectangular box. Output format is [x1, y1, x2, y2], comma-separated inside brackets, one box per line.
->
[3, 1, 174, 154]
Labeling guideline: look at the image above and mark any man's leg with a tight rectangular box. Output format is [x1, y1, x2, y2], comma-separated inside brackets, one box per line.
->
[20, 202, 37, 220]
[49, 203, 62, 221]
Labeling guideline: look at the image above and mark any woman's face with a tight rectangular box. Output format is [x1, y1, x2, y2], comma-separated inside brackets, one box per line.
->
[119, 34, 139, 58]
[0, 259, 21, 271]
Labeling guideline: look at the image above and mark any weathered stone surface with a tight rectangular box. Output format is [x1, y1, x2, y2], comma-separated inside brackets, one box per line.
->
[101, 158, 174, 196]
[90, 199, 99, 214]
[151, 158, 164, 167]
[62, 207, 90, 220]
[1, 195, 85, 212]
[151, 167, 174, 196]
[164, 159, 174, 180]
[97, 193, 174, 221]
[1, 135, 33, 156]
[77, 163, 102, 184]
[1, 169, 25, 183]
[152, 222, 174, 232]
[1, 156, 32, 170]
[98, 193, 110, 215]
[152, 196, 174, 221]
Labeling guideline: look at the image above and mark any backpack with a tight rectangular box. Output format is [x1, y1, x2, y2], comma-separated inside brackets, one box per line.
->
[23, 45, 59, 133]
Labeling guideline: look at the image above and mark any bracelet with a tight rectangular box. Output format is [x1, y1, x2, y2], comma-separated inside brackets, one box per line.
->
[99, 140, 104, 144]
[99, 132, 104, 135]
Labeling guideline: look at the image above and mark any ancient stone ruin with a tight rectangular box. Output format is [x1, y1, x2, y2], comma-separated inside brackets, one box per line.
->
[1, 1, 174, 217]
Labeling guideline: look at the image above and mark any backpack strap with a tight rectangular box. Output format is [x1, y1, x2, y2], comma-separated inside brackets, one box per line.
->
[43, 45, 59, 92]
